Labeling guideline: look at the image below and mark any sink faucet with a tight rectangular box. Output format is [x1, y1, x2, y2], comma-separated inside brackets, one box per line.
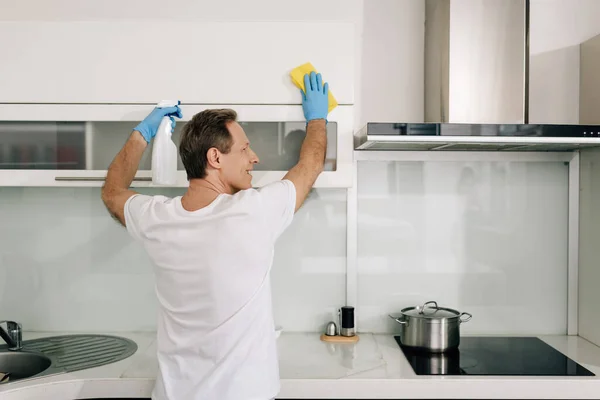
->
[0, 321, 22, 351]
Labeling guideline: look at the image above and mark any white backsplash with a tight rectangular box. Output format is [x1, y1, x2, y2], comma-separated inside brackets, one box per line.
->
[357, 161, 569, 335]
[0, 161, 571, 335]
[0, 187, 346, 333]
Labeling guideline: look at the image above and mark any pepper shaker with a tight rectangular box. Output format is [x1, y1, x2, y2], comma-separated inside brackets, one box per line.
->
[339, 306, 355, 337]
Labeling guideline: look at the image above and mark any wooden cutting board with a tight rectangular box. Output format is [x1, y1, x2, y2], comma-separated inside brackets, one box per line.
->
[320, 334, 360, 343]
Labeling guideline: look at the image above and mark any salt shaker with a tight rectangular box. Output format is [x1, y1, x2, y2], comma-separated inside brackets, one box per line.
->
[325, 321, 337, 336]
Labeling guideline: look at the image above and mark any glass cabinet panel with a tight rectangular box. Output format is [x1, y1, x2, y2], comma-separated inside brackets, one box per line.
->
[0, 122, 86, 169]
[241, 121, 337, 171]
[0, 121, 338, 171]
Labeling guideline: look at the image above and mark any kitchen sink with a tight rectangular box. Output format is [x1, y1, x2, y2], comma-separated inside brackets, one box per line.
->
[0, 334, 138, 385]
[0, 352, 52, 382]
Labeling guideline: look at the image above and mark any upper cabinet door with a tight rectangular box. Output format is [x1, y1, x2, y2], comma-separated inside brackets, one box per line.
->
[0, 104, 354, 188]
[0, 21, 355, 105]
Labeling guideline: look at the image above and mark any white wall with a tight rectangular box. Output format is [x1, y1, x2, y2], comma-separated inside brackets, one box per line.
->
[357, 160, 569, 334]
[579, 148, 600, 346]
[529, 0, 600, 124]
[580, 34, 600, 124]
[529, 0, 600, 55]
[529, 45, 580, 124]
[0, 187, 346, 332]
[0, 161, 572, 335]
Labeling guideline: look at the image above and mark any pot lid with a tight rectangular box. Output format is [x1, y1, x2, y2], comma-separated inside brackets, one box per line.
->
[402, 301, 460, 320]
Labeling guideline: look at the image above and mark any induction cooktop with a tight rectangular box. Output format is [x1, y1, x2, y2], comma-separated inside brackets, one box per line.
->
[394, 336, 595, 376]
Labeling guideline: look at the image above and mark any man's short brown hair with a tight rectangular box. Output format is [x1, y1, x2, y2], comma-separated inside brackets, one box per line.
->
[179, 109, 237, 180]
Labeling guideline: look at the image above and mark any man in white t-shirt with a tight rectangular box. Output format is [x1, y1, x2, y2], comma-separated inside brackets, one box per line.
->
[100, 71, 330, 400]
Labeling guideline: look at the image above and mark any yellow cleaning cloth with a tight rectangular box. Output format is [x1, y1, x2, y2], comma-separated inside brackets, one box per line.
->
[290, 62, 338, 113]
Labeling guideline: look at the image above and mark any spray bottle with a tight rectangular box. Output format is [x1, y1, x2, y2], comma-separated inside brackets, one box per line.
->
[151, 100, 179, 185]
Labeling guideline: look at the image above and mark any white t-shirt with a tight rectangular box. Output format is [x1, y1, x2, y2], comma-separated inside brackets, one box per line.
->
[123, 179, 296, 400]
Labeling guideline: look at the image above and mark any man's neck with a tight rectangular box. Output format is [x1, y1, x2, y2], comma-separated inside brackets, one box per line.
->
[181, 177, 230, 212]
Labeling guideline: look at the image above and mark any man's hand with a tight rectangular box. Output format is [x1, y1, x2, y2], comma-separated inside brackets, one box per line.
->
[300, 72, 329, 122]
[283, 72, 330, 212]
[102, 102, 183, 226]
[134, 102, 183, 143]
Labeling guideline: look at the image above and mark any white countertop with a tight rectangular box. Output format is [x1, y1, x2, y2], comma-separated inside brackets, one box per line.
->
[1, 331, 600, 399]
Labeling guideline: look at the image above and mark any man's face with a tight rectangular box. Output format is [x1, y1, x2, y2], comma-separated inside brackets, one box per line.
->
[220, 121, 259, 193]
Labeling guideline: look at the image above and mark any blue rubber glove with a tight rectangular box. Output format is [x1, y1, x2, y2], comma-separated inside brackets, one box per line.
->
[134, 102, 183, 143]
[301, 71, 329, 122]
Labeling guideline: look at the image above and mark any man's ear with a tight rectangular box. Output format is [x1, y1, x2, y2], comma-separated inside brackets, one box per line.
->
[206, 148, 221, 170]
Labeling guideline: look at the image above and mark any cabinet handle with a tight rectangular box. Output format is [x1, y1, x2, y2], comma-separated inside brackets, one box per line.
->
[54, 177, 152, 182]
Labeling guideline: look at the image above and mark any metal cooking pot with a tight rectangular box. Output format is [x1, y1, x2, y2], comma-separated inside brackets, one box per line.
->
[389, 301, 472, 353]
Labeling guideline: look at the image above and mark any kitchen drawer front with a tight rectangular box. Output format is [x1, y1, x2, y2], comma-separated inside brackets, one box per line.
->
[0, 21, 354, 105]
[0, 104, 353, 188]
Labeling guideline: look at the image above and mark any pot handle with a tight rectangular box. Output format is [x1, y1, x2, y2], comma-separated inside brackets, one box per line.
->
[417, 301, 439, 314]
[459, 312, 473, 323]
[423, 301, 438, 309]
[388, 314, 407, 325]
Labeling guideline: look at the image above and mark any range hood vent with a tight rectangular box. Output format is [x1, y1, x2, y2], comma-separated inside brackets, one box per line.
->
[355, 123, 600, 152]
[355, 0, 600, 152]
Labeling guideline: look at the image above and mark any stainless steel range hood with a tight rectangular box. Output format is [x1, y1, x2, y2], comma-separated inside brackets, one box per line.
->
[355, 122, 600, 151]
[355, 0, 600, 151]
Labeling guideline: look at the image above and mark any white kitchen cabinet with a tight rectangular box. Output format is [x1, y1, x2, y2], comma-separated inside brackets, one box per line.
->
[0, 104, 353, 188]
[0, 21, 354, 105]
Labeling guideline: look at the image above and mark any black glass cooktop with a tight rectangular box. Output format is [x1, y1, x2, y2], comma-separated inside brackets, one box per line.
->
[395, 336, 595, 376]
